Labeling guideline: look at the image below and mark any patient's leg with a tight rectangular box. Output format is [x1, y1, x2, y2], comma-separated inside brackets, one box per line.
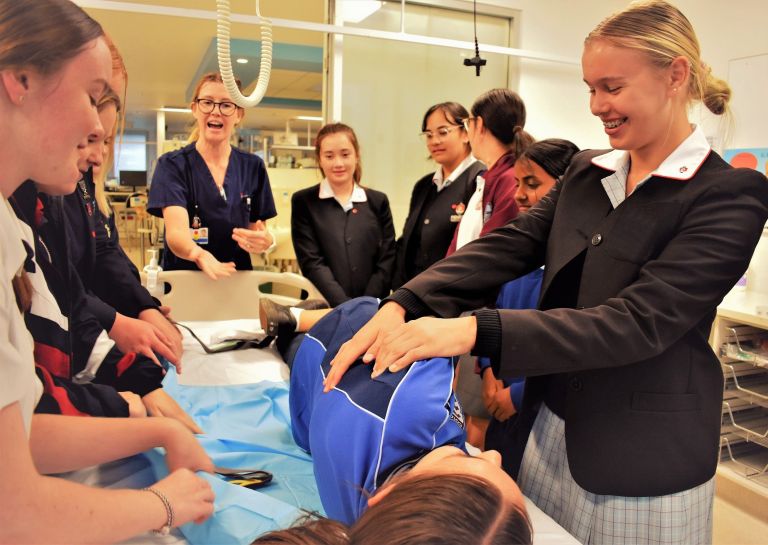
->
[259, 298, 331, 336]
[260, 298, 331, 364]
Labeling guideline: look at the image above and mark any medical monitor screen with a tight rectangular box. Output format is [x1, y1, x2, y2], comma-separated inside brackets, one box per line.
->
[120, 170, 148, 187]
[114, 131, 147, 173]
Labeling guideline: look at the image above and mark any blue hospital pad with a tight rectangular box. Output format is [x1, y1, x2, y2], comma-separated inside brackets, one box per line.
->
[145, 369, 324, 544]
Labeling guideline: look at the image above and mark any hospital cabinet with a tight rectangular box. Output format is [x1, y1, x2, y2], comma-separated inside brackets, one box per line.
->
[711, 289, 768, 541]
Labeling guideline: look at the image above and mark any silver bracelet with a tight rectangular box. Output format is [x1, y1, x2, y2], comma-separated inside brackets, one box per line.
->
[143, 487, 174, 536]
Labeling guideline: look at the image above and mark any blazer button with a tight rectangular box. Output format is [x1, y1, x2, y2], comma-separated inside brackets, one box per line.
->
[569, 377, 583, 392]
[591, 233, 602, 246]
[346, 237, 352, 244]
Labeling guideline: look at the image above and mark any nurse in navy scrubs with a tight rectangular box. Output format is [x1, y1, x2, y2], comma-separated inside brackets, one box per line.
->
[148, 72, 276, 279]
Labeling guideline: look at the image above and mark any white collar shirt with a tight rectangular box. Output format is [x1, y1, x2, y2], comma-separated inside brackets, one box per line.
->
[592, 124, 711, 209]
[319, 178, 368, 212]
[432, 154, 478, 193]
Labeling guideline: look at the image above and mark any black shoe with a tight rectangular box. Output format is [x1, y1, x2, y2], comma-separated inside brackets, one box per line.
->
[295, 298, 330, 311]
[260, 298, 330, 337]
[259, 298, 295, 337]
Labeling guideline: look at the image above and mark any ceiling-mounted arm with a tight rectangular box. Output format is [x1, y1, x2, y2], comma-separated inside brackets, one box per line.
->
[216, 0, 273, 108]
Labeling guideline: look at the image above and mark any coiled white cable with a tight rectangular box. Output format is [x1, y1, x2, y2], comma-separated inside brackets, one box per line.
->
[216, 0, 273, 108]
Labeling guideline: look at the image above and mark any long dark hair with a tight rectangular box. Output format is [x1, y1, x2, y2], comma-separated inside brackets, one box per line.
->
[422, 102, 472, 156]
[421, 101, 469, 132]
[252, 473, 532, 545]
[518, 138, 580, 180]
[471, 88, 533, 160]
[0, 0, 103, 75]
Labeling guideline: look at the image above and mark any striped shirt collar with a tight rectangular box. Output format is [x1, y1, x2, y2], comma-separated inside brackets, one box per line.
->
[592, 124, 711, 208]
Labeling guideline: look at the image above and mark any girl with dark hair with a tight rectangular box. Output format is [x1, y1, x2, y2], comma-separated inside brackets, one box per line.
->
[254, 297, 532, 545]
[0, 1, 214, 542]
[391, 102, 484, 290]
[446, 88, 533, 255]
[291, 123, 396, 306]
[480, 138, 580, 473]
[148, 72, 276, 279]
[327, 2, 768, 542]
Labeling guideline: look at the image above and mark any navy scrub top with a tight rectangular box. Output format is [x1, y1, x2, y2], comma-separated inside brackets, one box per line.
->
[148, 143, 276, 271]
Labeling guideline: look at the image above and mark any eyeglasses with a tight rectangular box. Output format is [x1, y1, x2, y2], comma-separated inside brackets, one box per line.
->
[461, 117, 476, 131]
[419, 125, 462, 141]
[195, 98, 239, 117]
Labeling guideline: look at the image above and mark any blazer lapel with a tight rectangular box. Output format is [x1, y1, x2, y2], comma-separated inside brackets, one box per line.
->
[540, 172, 613, 297]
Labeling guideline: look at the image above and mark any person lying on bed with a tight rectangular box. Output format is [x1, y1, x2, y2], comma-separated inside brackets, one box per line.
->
[253, 296, 532, 544]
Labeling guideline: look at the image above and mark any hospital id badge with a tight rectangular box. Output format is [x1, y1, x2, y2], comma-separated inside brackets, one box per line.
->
[190, 227, 209, 245]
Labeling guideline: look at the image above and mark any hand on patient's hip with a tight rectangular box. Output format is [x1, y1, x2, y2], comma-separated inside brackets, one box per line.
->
[324, 301, 406, 392]
[370, 315, 477, 378]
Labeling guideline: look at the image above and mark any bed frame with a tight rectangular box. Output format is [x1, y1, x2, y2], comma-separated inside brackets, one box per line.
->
[140, 270, 325, 321]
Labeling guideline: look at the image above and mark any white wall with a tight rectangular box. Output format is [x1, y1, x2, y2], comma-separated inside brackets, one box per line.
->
[475, 0, 768, 150]
[338, 0, 768, 234]
[340, 3, 515, 232]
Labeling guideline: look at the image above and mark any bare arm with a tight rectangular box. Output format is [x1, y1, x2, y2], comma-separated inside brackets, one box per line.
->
[2, 404, 214, 544]
[29, 413, 211, 474]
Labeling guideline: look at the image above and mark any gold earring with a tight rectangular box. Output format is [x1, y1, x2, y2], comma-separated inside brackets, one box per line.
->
[18, 95, 25, 103]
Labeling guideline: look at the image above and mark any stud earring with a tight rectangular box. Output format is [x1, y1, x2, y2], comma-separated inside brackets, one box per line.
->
[18, 94, 25, 103]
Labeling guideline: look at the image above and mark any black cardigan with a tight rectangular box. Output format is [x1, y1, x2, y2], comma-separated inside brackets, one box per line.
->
[291, 185, 396, 306]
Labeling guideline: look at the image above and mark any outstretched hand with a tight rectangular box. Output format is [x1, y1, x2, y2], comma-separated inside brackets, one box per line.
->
[233, 221, 273, 254]
[369, 315, 477, 377]
[324, 303, 477, 391]
[324, 302, 406, 392]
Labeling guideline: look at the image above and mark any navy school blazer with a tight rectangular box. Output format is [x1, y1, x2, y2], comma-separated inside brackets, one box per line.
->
[393, 149, 768, 497]
[291, 185, 396, 307]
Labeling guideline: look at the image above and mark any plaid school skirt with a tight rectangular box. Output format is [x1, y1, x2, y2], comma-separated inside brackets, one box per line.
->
[518, 404, 714, 545]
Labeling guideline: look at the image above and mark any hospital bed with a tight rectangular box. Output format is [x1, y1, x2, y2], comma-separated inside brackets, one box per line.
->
[66, 271, 579, 545]
[143, 269, 326, 321]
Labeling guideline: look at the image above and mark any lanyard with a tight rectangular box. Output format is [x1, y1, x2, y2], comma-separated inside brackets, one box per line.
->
[182, 149, 202, 229]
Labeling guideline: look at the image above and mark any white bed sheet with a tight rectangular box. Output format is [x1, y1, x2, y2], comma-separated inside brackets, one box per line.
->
[65, 320, 579, 545]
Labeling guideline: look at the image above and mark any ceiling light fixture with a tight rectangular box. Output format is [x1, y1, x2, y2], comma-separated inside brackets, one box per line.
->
[157, 107, 192, 113]
[296, 116, 323, 121]
[236, 58, 249, 64]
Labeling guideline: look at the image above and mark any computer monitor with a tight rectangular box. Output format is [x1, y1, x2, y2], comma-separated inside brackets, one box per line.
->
[119, 170, 147, 189]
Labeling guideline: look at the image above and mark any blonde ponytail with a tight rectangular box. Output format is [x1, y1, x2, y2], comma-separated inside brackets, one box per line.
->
[700, 63, 731, 116]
